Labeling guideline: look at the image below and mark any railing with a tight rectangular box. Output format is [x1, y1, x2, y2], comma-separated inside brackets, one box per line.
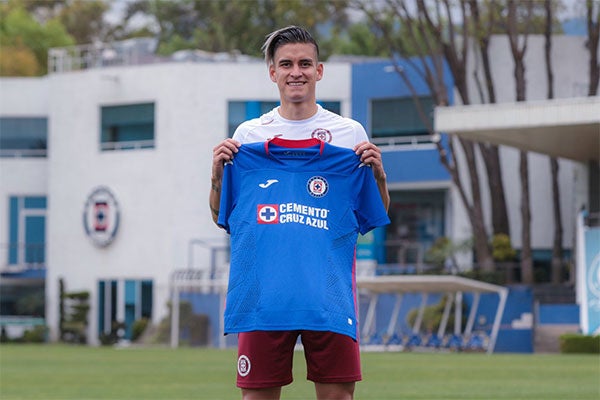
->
[0, 149, 47, 158]
[48, 38, 159, 74]
[100, 139, 155, 151]
[372, 135, 437, 150]
[0, 243, 46, 271]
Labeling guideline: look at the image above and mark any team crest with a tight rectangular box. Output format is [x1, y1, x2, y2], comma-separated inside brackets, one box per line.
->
[307, 176, 329, 198]
[311, 128, 332, 143]
[237, 355, 251, 377]
[83, 186, 120, 247]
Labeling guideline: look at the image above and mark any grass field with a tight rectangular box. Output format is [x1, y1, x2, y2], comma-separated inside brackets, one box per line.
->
[0, 345, 598, 399]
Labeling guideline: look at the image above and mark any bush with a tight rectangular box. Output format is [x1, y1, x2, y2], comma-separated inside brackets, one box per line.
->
[131, 318, 149, 342]
[22, 325, 48, 343]
[491, 234, 516, 262]
[99, 321, 125, 346]
[559, 334, 600, 354]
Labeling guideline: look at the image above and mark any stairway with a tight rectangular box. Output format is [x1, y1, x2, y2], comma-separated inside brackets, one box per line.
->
[534, 324, 580, 353]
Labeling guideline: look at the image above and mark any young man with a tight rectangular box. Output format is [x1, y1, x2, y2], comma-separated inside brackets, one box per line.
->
[210, 26, 390, 400]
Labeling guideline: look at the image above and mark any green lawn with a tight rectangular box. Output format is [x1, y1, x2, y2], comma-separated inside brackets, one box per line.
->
[0, 345, 598, 399]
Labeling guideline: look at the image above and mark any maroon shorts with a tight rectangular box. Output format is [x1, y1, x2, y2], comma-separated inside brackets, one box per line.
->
[236, 330, 362, 389]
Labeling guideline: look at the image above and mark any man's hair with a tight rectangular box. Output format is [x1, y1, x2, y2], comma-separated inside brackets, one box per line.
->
[261, 25, 319, 65]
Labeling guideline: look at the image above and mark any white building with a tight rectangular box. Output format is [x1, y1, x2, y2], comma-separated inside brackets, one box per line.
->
[1, 34, 596, 345]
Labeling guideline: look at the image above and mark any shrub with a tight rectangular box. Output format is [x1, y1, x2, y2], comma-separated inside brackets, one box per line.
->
[131, 318, 149, 342]
[559, 334, 600, 354]
[491, 234, 516, 262]
[22, 325, 48, 343]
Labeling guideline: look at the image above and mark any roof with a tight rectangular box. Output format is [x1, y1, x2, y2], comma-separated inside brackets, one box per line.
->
[357, 274, 507, 294]
[434, 96, 600, 162]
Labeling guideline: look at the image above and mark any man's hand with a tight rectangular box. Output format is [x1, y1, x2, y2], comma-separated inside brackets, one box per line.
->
[212, 138, 241, 181]
[354, 141, 390, 211]
[210, 139, 241, 224]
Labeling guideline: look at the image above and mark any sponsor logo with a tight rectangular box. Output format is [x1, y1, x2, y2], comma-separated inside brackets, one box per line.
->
[311, 128, 332, 143]
[257, 202, 330, 230]
[257, 204, 279, 224]
[259, 179, 279, 188]
[307, 176, 328, 198]
[83, 186, 120, 247]
[237, 355, 251, 377]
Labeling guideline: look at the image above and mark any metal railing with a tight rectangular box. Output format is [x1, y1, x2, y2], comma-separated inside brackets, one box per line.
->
[372, 135, 437, 151]
[48, 38, 159, 74]
[0, 243, 46, 271]
[0, 149, 47, 158]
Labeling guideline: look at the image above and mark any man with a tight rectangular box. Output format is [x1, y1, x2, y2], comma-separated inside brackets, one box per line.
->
[210, 26, 390, 400]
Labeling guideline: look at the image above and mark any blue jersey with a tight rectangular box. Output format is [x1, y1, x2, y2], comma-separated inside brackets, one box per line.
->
[218, 137, 390, 340]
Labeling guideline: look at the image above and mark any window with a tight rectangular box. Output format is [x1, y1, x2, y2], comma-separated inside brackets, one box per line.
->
[385, 190, 446, 266]
[8, 196, 46, 266]
[227, 100, 341, 137]
[0, 117, 48, 157]
[98, 279, 153, 340]
[100, 103, 155, 150]
[371, 97, 434, 143]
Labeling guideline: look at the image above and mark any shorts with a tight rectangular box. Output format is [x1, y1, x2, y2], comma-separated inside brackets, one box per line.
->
[236, 330, 362, 389]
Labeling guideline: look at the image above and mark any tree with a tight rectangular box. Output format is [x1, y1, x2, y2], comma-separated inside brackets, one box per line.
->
[0, 4, 74, 76]
[543, 0, 564, 285]
[506, 0, 534, 284]
[586, 0, 600, 95]
[57, 0, 109, 44]
[120, 0, 351, 59]
[355, 0, 498, 272]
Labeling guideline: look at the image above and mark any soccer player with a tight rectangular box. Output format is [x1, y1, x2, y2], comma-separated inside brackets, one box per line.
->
[210, 26, 390, 400]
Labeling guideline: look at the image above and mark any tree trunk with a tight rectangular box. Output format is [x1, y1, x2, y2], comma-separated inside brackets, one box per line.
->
[470, 0, 510, 237]
[544, 0, 563, 284]
[479, 143, 510, 236]
[550, 157, 564, 283]
[460, 138, 495, 272]
[519, 150, 534, 283]
[587, 0, 600, 95]
[507, 0, 534, 284]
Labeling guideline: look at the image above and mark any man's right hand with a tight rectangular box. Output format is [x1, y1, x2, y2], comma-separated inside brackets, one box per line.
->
[210, 139, 241, 224]
[211, 138, 241, 181]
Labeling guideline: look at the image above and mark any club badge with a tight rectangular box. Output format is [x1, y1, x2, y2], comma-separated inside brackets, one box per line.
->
[307, 176, 328, 198]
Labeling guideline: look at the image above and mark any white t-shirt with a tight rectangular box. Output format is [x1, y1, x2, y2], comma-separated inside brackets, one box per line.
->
[232, 104, 368, 149]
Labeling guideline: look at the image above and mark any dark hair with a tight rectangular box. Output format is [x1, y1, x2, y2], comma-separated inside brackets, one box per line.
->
[261, 25, 319, 65]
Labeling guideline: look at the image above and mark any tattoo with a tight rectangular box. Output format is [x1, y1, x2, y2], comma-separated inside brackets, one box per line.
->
[211, 183, 220, 193]
[211, 206, 220, 217]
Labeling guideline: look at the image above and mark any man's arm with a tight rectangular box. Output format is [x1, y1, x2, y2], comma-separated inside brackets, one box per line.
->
[354, 141, 390, 211]
[209, 139, 241, 224]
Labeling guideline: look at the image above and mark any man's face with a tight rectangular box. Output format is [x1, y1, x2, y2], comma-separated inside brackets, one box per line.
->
[269, 42, 323, 105]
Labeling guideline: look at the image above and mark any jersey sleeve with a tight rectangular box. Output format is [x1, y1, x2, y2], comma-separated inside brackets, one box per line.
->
[354, 165, 390, 235]
[217, 161, 235, 233]
[351, 119, 369, 145]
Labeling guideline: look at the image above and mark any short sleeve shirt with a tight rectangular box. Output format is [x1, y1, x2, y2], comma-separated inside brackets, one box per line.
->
[218, 137, 390, 340]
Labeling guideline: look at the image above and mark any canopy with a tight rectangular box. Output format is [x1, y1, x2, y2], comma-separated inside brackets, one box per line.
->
[434, 96, 600, 162]
[357, 275, 508, 354]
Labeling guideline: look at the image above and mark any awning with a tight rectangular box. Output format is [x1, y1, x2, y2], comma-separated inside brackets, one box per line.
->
[357, 275, 508, 353]
[434, 96, 600, 162]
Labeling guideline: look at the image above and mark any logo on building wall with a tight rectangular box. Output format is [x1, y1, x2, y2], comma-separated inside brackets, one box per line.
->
[83, 186, 120, 247]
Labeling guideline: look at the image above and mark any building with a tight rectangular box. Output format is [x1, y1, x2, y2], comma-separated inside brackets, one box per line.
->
[1, 34, 595, 345]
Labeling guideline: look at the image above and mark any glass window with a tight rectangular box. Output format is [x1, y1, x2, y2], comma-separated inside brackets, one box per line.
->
[227, 100, 341, 137]
[100, 103, 155, 151]
[0, 117, 48, 157]
[98, 279, 153, 340]
[371, 97, 434, 139]
[385, 190, 446, 266]
[8, 196, 47, 265]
